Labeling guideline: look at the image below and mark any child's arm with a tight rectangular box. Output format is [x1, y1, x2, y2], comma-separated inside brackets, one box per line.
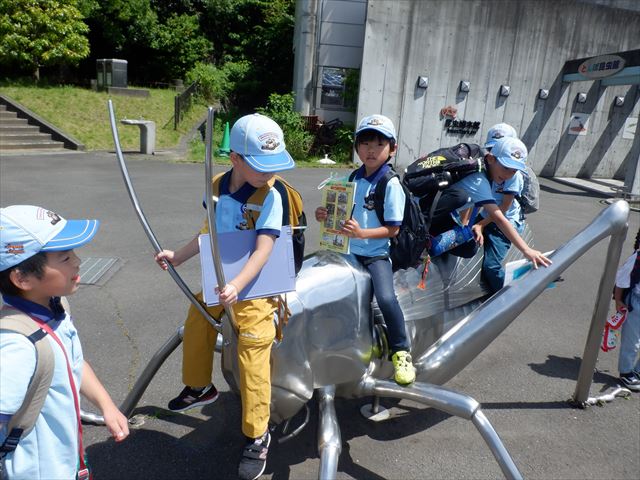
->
[484, 204, 551, 268]
[217, 233, 276, 306]
[341, 219, 399, 239]
[613, 286, 628, 311]
[80, 362, 129, 442]
[155, 235, 200, 270]
[472, 194, 516, 245]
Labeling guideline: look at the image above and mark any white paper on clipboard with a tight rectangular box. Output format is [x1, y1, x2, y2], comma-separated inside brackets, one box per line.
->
[199, 226, 296, 306]
[504, 250, 555, 287]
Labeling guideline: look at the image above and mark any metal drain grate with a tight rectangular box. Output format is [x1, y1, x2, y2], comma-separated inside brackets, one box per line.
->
[79, 257, 120, 285]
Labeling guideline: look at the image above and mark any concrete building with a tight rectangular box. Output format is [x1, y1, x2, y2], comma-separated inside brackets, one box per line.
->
[292, 0, 640, 195]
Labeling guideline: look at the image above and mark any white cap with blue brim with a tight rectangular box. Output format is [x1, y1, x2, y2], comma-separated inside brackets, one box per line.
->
[230, 113, 295, 173]
[484, 123, 518, 149]
[355, 114, 397, 142]
[490, 137, 528, 172]
[0, 205, 99, 271]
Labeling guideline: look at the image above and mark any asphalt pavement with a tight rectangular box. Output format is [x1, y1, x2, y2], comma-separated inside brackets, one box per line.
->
[0, 149, 639, 480]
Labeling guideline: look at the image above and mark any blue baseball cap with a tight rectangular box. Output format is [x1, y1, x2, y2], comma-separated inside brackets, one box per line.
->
[0, 205, 99, 271]
[355, 114, 397, 142]
[490, 137, 527, 172]
[484, 123, 517, 149]
[230, 113, 295, 173]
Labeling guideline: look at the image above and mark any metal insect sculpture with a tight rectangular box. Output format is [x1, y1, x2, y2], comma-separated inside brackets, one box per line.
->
[90, 103, 630, 480]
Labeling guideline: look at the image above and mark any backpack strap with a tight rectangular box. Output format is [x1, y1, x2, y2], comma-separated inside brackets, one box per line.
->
[210, 170, 276, 229]
[210, 171, 229, 199]
[349, 165, 399, 226]
[372, 168, 398, 226]
[242, 176, 295, 230]
[0, 310, 55, 458]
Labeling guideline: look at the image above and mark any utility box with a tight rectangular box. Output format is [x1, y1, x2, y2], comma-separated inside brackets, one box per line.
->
[96, 59, 128, 90]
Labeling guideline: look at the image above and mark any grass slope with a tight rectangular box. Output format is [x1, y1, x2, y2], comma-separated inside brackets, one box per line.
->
[1, 85, 207, 153]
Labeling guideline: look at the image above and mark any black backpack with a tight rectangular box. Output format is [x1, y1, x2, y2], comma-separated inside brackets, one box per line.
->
[403, 143, 485, 197]
[349, 166, 428, 271]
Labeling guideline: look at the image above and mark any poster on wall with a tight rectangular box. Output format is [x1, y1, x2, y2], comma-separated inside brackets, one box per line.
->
[568, 113, 589, 136]
[623, 117, 638, 140]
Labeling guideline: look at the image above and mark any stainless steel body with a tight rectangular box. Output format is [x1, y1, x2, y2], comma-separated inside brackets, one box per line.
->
[100, 104, 630, 479]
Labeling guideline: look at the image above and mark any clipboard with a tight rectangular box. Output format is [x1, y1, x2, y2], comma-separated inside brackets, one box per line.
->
[199, 227, 296, 306]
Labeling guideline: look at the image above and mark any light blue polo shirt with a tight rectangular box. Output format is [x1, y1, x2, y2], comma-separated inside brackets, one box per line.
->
[206, 172, 283, 236]
[350, 164, 405, 258]
[481, 171, 524, 228]
[0, 296, 84, 480]
[455, 171, 498, 208]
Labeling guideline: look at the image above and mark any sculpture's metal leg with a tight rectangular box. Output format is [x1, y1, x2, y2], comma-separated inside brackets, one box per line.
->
[118, 327, 184, 417]
[317, 386, 342, 480]
[360, 395, 391, 421]
[472, 410, 521, 480]
[414, 201, 629, 396]
[81, 327, 184, 424]
[358, 377, 523, 480]
[278, 404, 311, 443]
[573, 215, 627, 405]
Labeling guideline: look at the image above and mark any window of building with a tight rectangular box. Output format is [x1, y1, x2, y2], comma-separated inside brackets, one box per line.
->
[320, 67, 359, 109]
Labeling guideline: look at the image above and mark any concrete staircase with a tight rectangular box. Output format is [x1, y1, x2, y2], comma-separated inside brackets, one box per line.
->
[0, 104, 66, 151]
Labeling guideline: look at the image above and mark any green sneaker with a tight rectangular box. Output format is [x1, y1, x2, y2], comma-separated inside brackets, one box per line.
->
[391, 350, 416, 385]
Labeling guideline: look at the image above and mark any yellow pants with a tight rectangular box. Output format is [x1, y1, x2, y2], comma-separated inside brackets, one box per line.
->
[182, 292, 277, 438]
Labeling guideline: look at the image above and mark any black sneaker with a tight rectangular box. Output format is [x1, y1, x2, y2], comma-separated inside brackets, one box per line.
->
[238, 431, 270, 480]
[167, 384, 219, 412]
[619, 372, 640, 392]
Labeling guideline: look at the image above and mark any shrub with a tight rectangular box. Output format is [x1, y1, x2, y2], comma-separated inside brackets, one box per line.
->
[327, 123, 355, 164]
[186, 61, 250, 109]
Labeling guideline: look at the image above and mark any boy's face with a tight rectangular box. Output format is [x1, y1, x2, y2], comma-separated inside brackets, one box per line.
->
[486, 154, 517, 184]
[231, 153, 275, 188]
[15, 250, 82, 305]
[356, 136, 396, 174]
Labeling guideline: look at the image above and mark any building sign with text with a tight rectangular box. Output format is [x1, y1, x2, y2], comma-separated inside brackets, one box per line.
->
[578, 55, 626, 79]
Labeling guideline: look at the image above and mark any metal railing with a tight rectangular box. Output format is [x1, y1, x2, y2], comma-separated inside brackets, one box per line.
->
[173, 81, 198, 130]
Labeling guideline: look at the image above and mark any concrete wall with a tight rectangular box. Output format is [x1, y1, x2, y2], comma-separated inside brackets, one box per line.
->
[357, 0, 640, 179]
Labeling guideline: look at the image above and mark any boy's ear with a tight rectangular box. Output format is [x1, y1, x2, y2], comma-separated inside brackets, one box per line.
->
[9, 269, 35, 292]
[230, 152, 242, 166]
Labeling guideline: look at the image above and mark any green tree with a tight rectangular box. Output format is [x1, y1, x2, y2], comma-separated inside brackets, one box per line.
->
[200, 0, 295, 109]
[80, 0, 158, 81]
[0, 0, 90, 80]
[186, 60, 250, 108]
[152, 14, 213, 80]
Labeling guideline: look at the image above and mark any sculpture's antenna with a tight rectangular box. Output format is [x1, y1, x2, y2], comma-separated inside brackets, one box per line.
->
[107, 99, 221, 332]
[204, 107, 239, 333]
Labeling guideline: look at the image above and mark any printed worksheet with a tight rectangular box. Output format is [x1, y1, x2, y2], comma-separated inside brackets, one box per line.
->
[319, 180, 356, 254]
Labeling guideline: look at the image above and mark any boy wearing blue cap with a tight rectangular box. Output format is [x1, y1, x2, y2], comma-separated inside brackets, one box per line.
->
[472, 124, 527, 292]
[315, 114, 416, 386]
[154, 113, 295, 480]
[428, 136, 550, 269]
[0, 205, 129, 480]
